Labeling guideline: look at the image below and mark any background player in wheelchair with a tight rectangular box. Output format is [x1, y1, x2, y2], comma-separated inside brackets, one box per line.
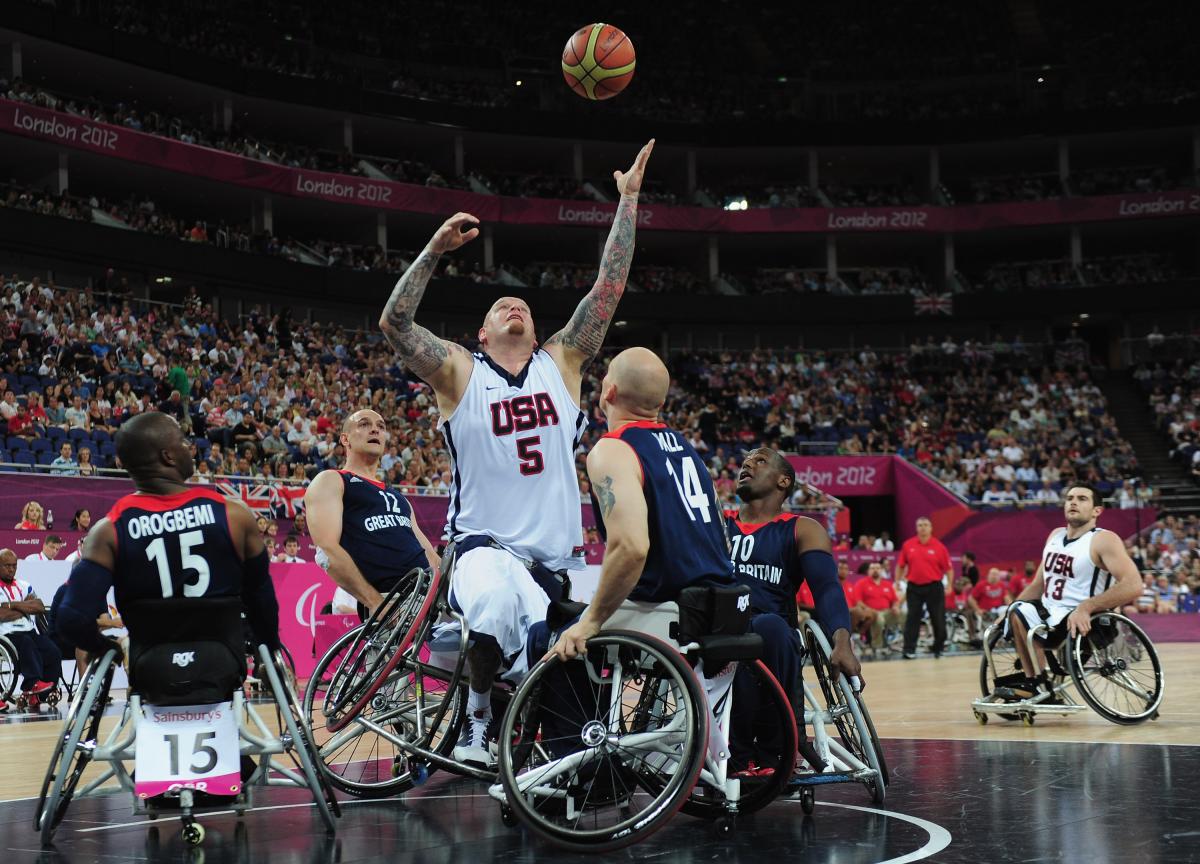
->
[980, 483, 1145, 709]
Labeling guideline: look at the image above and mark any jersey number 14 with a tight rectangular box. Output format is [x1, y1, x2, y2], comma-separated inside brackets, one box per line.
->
[665, 457, 712, 523]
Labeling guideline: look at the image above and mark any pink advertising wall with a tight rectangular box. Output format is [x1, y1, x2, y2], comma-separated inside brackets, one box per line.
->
[4, 98, 1199, 234]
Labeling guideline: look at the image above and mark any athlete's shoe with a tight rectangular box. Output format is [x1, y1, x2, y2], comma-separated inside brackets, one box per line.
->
[453, 710, 495, 768]
[28, 680, 55, 696]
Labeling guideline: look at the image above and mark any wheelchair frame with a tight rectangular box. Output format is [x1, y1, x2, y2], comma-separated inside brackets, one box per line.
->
[971, 610, 1164, 726]
[36, 645, 339, 849]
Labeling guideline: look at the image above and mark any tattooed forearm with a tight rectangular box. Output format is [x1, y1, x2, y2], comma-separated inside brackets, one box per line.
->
[595, 475, 616, 517]
[378, 249, 448, 379]
[546, 196, 637, 369]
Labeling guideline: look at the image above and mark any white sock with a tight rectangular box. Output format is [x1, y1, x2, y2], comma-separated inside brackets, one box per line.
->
[468, 688, 491, 719]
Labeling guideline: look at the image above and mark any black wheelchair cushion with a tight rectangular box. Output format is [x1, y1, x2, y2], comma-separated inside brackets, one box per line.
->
[122, 596, 246, 706]
[673, 584, 753, 645]
[697, 633, 764, 666]
[546, 599, 588, 631]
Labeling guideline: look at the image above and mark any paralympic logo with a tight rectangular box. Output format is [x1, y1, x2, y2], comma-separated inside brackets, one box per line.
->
[295, 583, 322, 636]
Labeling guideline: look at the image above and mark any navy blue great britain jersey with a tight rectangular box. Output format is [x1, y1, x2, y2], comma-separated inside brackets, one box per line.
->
[602, 421, 734, 602]
[106, 487, 245, 607]
[724, 511, 802, 625]
[334, 470, 427, 588]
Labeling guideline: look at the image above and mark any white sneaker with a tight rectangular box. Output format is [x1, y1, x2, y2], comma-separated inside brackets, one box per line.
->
[453, 711, 494, 767]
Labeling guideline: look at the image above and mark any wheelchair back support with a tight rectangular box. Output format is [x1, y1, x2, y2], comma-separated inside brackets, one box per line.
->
[121, 597, 245, 707]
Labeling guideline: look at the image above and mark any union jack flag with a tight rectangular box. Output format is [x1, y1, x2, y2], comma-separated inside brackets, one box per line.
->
[269, 485, 307, 519]
[913, 291, 953, 316]
[215, 482, 275, 514]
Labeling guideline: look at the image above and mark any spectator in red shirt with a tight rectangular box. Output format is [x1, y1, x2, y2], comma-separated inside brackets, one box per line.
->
[946, 576, 971, 612]
[837, 560, 875, 640]
[967, 568, 1012, 646]
[896, 516, 953, 658]
[796, 581, 815, 626]
[1007, 561, 1034, 599]
[857, 561, 906, 652]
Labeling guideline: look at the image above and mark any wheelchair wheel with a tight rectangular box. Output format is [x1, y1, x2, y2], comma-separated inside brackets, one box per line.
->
[1066, 613, 1163, 725]
[324, 568, 442, 734]
[0, 637, 17, 702]
[497, 631, 708, 853]
[304, 625, 465, 797]
[682, 659, 797, 818]
[37, 650, 118, 846]
[804, 622, 888, 802]
[979, 624, 1022, 722]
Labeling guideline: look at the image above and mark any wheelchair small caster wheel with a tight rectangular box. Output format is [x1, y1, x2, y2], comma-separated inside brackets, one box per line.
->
[500, 804, 518, 829]
[182, 822, 205, 846]
[800, 786, 815, 815]
[974, 710, 988, 725]
[412, 763, 429, 785]
[147, 813, 158, 821]
[1020, 712, 1035, 727]
[1150, 711, 1160, 721]
[714, 816, 736, 836]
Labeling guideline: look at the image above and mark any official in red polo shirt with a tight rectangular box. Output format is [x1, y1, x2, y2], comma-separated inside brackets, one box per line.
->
[896, 516, 953, 658]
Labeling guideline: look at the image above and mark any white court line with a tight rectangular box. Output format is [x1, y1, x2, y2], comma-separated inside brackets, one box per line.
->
[792, 800, 953, 864]
[73, 794, 493, 834]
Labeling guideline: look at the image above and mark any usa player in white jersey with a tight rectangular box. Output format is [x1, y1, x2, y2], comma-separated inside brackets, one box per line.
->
[1002, 483, 1142, 700]
[379, 139, 655, 766]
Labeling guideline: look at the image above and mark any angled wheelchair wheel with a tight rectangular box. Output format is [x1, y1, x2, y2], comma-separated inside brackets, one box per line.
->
[324, 567, 443, 733]
[980, 624, 1022, 722]
[304, 624, 466, 797]
[37, 650, 118, 846]
[1066, 613, 1163, 725]
[804, 622, 887, 803]
[498, 631, 708, 853]
[682, 659, 798, 818]
[0, 636, 17, 702]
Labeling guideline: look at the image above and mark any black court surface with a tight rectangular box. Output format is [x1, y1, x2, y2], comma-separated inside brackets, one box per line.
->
[3, 738, 1198, 864]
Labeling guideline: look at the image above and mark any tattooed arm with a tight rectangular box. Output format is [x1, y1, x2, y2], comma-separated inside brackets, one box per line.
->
[547, 438, 648, 661]
[545, 140, 655, 394]
[378, 212, 479, 405]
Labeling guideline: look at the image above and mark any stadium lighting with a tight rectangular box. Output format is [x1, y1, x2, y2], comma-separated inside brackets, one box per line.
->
[724, 197, 749, 211]
[1036, 76, 1045, 83]
[515, 80, 523, 86]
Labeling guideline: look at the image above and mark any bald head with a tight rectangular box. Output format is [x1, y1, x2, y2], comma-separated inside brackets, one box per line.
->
[342, 408, 383, 435]
[603, 348, 670, 417]
[115, 411, 193, 481]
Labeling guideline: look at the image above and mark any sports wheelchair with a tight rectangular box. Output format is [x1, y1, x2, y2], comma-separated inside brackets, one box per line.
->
[0, 619, 67, 712]
[488, 591, 889, 852]
[36, 597, 339, 849]
[972, 609, 1164, 726]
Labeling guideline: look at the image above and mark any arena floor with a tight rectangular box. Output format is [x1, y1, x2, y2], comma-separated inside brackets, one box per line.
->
[2, 647, 1198, 864]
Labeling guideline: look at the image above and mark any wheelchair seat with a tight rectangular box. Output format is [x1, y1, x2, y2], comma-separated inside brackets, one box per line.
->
[121, 597, 245, 707]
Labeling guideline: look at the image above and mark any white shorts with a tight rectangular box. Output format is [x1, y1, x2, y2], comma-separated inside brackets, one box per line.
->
[446, 545, 550, 683]
[1006, 600, 1072, 646]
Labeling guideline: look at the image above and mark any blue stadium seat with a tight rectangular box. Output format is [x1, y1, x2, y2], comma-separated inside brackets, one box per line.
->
[68, 428, 90, 442]
[30, 439, 51, 453]
[0, 449, 8, 464]
[6, 436, 25, 451]
[12, 450, 34, 467]
[1179, 593, 1199, 613]
[91, 429, 112, 445]
[19, 375, 39, 390]
[100, 442, 117, 458]
[37, 452, 56, 466]
[46, 427, 66, 442]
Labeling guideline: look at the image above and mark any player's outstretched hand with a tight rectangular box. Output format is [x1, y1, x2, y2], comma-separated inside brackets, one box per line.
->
[429, 212, 480, 254]
[546, 618, 601, 663]
[614, 139, 655, 198]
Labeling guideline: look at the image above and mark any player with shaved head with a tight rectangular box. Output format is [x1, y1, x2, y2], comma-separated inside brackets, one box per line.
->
[304, 408, 441, 615]
[379, 141, 655, 766]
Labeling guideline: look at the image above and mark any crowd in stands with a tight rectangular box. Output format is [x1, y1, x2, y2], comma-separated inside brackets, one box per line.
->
[969, 254, 1181, 293]
[0, 264, 1148, 512]
[1136, 354, 1200, 485]
[1127, 515, 1200, 612]
[822, 182, 925, 208]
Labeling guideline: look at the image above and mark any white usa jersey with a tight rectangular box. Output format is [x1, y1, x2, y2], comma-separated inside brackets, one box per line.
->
[440, 349, 587, 571]
[1040, 527, 1112, 610]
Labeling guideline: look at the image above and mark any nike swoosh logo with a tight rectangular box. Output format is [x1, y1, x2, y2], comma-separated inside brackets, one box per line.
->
[485, 386, 500, 391]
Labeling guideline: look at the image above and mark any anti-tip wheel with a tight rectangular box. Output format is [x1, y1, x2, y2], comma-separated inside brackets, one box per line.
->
[182, 823, 205, 846]
[974, 710, 988, 725]
[1020, 712, 1035, 727]
[800, 786, 815, 815]
[500, 804, 518, 829]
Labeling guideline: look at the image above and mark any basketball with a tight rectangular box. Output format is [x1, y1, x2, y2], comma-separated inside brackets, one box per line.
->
[561, 23, 636, 101]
